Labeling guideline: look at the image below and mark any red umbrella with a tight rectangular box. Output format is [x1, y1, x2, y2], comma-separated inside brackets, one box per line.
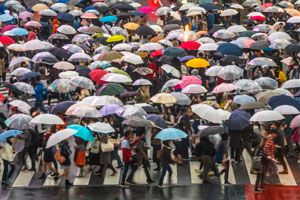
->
[180, 75, 203, 89]
[150, 49, 163, 58]
[251, 16, 265, 21]
[138, 6, 154, 14]
[89, 69, 107, 84]
[262, 3, 272, 8]
[0, 25, 16, 34]
[179, 41, 201, 50]
[0, 36, 15, 45]
[0, 93, 5, 103]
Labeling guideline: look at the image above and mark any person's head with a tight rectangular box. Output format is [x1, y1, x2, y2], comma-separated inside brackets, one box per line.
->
[163, 140, 171, 146]
[271, 121, 281, 129]
[221, 133, 229, 141]
[294, 62, 299, 70]
[226, 94, 234, 101]
[269, 128, 278, 138]
[124, 130, 133, 139]
[262, 65, 269, 72]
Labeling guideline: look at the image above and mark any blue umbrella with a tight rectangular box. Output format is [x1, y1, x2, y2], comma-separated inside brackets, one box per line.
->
[57, 13, 74, 21]
[19, 72, 40, 81]
[83, 6, 97, 12]
[0, 6, 8, 15]
[0, 14, 13, 22]
[200, 3, 219, 11]
[234, 95, 256, 105]
[226, 110, 251, 131]
[130, 11, 144, 16]
[9, 28, 28, 36]
[67, 125, 94, 142]
[100, 16, 118, 23]
[56, 0, 70, 3]
[146, 114, 168, 129]
[217, 43, 243, 57]
[155, 128, 187, 141]
[269, 95, 300, 111]
[0, 130, 23, 142]
[163, 47, 187, 58]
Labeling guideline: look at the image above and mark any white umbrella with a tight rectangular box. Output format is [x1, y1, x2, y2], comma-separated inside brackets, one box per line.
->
[253, 24, 273, 33]
[9, 100, 31, 114]
[227, 25, 247, 33]
[50, 3, 67, 12]
[235, 79, 262, 93]
[46, 129, 77, 148]
[11, 67, 31, 76]
[170, 92, 191, 105]
[49, 79, 76, 93]
[13, 82, 35, 94]
[69, 10, 83, 17]
[268, 32, 291, 42]
[213, 29, 235, 39]
[247, 12, 265, 17]
[155, 6, 171, 16]
[117, 105, 146, 118]
[230, 3, 244, 9]
[72, 34, 92, 43]
[132, 79, 153, 86]
[59, 71, 79, 79]
[88, 122, 115, 134]
[287, 16, 300, 23]
[39, 9, 57, 16]
[248, 57, 277, 67]
[179, 3, 195, 11]
[273, 88, 293, 98]
[269, 39, 291, 50]
[57, 25, 76, 35]
[32, 52, 58, 65]
[166, 29, 184, 40]
[158, 39, 173, 47]
[264, 6, 284, 13]
[112, 43, 132, 51]
[162, 79, 182, 88]
[68, 53, 92, 63]
[101, 73, 132, 83]
[31, 114, 65, 125]
[250, 110, 284, 122]
[53, 61, 75, 70]
[71, 76, 95, 90]
[255, 77, 278, 89]
[220, 9, 238, 16]
[24, 39, 44, 51]
[281, 79, 300, 89]
[191, 104, 221, 124]
[205, 65, 223, 76]
[216, 109, 232, 121]
[274, 105, 299, 115]
[123, 54, 143, 65]
[188, 6, 206, 13]
[161, 64, 180, 78]
[187, 11, 203, 17]
[130, 2, 141, 8]
[218, 65, 243, 80]
[6, 114, 32, 130]
[137, 43, 163, 52]
[198, 43, 218, 51]
[65, 102, 95, 115]
[82, 95, 123, 106]
[149, 25, 163, 33]
[182, 84, 207, 94]
[197, 37, 215, 44]
[71, 106, 102, 117]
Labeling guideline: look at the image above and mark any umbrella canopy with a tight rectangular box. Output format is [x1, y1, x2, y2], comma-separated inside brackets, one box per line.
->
[268, 95, 300, 111]
[71, 76, 95, 90]
[256, 90, 280, 104]
[198, 126, 227, 137]
[13, 82, 34, 95]
[290, 114, 300, 128]
[234, 95, 256, 105]
[226, 110, 251, 130]
[82, 96, 123, 107]
[67, 125, 94, 142]
[9, 100, 31, 114]
[99, 104, 121, 116]
[96, 83, 126, 96]
[274, 105, 300, 115]
[101, 73, 132, 83]
[46, 129, 77, 148]
[171, 92, 191, 105]
[205, 66, 223, 76]
[182, 84, 207, 94]
[146, 114, 168, 129]
[89, 69, 107, 84]
[163, 79, 182, 88]
[31, 114, 64, 125]
[19, 72, 40, 81]
[53, 61, 75, 70]
[161, 64, 180, 78]
[255, 77, 278, 89]
[212, 83, 237, 93]
[281, 79, 300, 89]
[250, 110, 285, 122]
[117, 105, 146, 118]
[191, 104, 221, 124]
[217, 43, 243, 56]
[248, 57, 277, 67]
[234, 79, 262, 93]
[0, 130, 23, 143]
[185, 58, 210, 68]
[123, 54, 143, 65]
[122, 117, 154, 128]
[88, 122, 115, 134]
[5, 114, 32, 130]
[71, 106, 102, 118]
[50, 101, 74, 114]
[150, 93, 177, 104]
[132, 79, 152, 86]
[180, 75, 202, 89]
[155, 128, 187, 141]
[218, 65, 243, 80]
[239, 102, 266, 110]
[163, 47, 186, 58]
[49, 79, 76, 93]
[179, 41, 201, 50]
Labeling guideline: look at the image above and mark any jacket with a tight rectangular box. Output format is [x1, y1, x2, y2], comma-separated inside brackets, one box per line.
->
[121, 137, 137, 162]
[34, 82, 44, 99]
[160, 145, 175, 164]
[0, 142, 14, 162]
[263, 135, 275, 158]
[195, 138, 216, 157]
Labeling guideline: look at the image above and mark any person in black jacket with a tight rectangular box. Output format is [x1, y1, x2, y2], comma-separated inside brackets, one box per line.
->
[158, 140, 175, 188]
[195, 136, 216, 183]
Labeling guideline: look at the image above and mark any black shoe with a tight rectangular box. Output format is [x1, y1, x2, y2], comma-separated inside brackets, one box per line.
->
[127, 180, 136, 185]
[147, 179, 154, 184]
[54, 173, 60, 181]
[2, 182, 10, 188]
[154, 168, 160, 171]
[28, 168, 36, 172]
[224, 182, 231, 185]
[65, 180, 73, 187]
[38, 173, 46, 180]
[279, 170, 288, 174]
[203, 180, 208, 183]
[116, 165, 124, 169]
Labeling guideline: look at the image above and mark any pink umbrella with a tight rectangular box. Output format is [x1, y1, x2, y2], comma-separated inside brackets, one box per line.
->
[25, 21, 41, 28]
[180, 75, 202, 89]
[138, 6, 154, 14]
[1, 25, 16, 34]
[290, 114, 300, 128]
[212, 83, 237, 94]
[19, 11, 34, 21]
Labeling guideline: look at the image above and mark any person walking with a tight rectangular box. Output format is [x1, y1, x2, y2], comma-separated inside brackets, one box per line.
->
[217, 133, 231, 185]
[19, 129, 36, 171]
[74, 136, 86, 177]
[33, 77, 47, 113]
[158, 140, 175, 188]
[0, 137, 15, 188]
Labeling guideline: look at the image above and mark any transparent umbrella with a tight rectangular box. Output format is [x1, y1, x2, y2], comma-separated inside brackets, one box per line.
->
[13, 82, 35, 94]
[218, 65, 243, 80]
[5, 114, 32, 130]
[71, 76, 95, 90]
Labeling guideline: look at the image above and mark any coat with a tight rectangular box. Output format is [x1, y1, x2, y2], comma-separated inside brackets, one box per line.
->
[99, 135, 111, 165]
[0, 58, 5, 76]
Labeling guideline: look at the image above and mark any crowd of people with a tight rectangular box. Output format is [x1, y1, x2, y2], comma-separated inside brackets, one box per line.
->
[0, 0, 300, 194]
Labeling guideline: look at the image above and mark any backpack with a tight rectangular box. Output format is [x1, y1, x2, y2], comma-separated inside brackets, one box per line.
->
[216, 141, 225, 164]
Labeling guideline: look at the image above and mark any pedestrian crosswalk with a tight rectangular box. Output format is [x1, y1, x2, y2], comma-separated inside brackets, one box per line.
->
[2, 149, 300, 188]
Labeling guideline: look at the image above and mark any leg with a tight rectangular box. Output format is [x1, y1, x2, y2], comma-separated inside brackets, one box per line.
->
[2, 159, 9, 184]
[166, 164, 173, 184]
[28, 147, 36, 170]
[20, 147, 29, 169]
[115, 148, 123, 167]
[254, 173, 262, 190]
[127, 162, 137, 182]
[224, 160, 230, 183]
[121, 162, 130, 183]
[200, 155, 211, 182]
[158, 163, 167, 186]
[52, 160, 58, 171]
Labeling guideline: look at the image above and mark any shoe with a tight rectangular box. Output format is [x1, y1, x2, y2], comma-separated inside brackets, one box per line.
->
[120, 182, 130, 187]
[279, 170, 288, 174]
[127, 180, 136, 185]
[254, 189, 262, 193]
[203, 180, 208, 184]
[259, 187, 267, 191]
[22, 167, 28, 171]
[116, 165, 124, 169]
[147, 179, 154, 184]
[264, 181, 270, 185]
[65, 180, 73, 187]
[54, 174, 60, 181]
[28, 168, 36, 172]
[38, 173, 46, 180]
[224, 182, 231, 185]
[158, 185, 167, 189]
[111, 171, 117, 176]
[154, 168, 161, 171]
[275, 182, 283, 186]
[95, 172, 103, 176]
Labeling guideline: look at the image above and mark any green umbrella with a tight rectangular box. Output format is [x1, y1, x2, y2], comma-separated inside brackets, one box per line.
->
[96, 83, 127, 95]
[238, 30, 256, 38]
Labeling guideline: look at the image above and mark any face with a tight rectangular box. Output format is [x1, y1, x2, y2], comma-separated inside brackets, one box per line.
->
[294, 65, 299, 70]
[271, 133, 277, 138]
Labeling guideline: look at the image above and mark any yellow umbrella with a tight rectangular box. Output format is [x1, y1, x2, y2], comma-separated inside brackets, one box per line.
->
[106, 35, 126, 43]
[123, 22, 140, 30]
[92, 33, 104, 38]
[32, 3, 49, 12]
[150, 93, 177, 104]
[186, 58, 210, 68]
[135, 52, 148, 58]
[286, 8, 300, 17]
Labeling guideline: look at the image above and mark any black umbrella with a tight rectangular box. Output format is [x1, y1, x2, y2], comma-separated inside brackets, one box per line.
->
[19, 72, 40, 81]
[50, 101, 74, 114]
[198, 126, 227, 137]
[76, 65, 91, 78]
[120, 91, 137, 99]
[221, 55, 242, 65]
[110, 2, 135, 11]
[117, 13, 130, 20]
[48, 47, 70, 60]
[135, 26, 156, 37]
[165, 19, 182, 25]
[1, 82, 23, 96]
[163, 24, 181, 32]
[95, 37, 109, 45]
[285, 44, 300, 53]
[141, 105, 159, 114]
[130, 11, 144, 16]
[97, 6, 109, 13]
[250, 40, 270, 50]
[157, 55, 173, 64]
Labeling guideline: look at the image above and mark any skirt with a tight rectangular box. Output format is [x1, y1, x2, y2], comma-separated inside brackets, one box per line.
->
[74, 151, 86, 166]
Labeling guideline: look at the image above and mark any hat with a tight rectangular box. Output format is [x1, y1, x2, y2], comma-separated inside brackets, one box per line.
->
[262, 65, 269, 69]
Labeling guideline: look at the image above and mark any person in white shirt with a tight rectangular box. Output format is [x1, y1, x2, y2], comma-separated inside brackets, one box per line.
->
[0, 138, 15, 188]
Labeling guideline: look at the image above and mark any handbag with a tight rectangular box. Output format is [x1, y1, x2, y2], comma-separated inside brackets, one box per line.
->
[251, 156, 263, 170]
[90, 141, 100, 154]
[110, 136, 121, 147]
[101, 139, 114, 152]
[54, 149, 66, 164]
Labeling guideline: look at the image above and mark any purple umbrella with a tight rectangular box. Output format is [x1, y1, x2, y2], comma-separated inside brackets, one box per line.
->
[179, 55, 195, 62]
[99, 104, 121, 116]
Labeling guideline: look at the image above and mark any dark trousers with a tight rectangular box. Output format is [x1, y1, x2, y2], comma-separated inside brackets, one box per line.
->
[231, 147, 241, 161]
[35, 98, 47, 113]
[99, 164, 116, 173]
[200, 155, 212, 182]
[2, 159, 15, 183]
[258, 162, 270, 189]
[121, 161, 137, 183]
[276, 149, 287, 171]
[181, 138, 189, 159]
[142, 159, 152, 181]
[159, 162, 173, 186]
[219, 160, 230, 183]
[20, 146, 36, 170]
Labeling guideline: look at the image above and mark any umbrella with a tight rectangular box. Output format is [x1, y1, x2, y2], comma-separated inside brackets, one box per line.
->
[162, 79, 182, 88]
[0, 130, 23, 143]
[200, 3, 219, 10]
[256, 90, 280, 104]
[250, 40, 270, 50]
[100, 15, 118, 23]
[198, 43, 218, 51]
[234, 95, 256, 105]
[250, 110, 284, 122]
[39, 9, 57, 17]
[49, 33, 69, 40]
[96, 83, 126, 96]
[63, 44, 84, 54]
[146, 114, 168, 129]
[1, 82, 23, 96]
[68, 53, 92, 63]
[171, 92, 191, 105]
[49, 79, 76, 93]
[11, 67, 31, 76]
[133, 68, 153, 76]
[253, 24, 273, 33]
[234, 79, 262, 93]
[32, 52, 58, 65]
[50, 101, 74, 114]
[217, 43, 243, 56]
[255, 77, 278, 89]
[23, 39, 44, 51]
[57, 13, 74, 21]
[57, 25, 76, 35]
[132, 79, 152, 86]
[122, 117, 154, 128]
[68, 125, 94, 141]
[239, 102, 266, 110]
[218, 65, 243, 80]
[226, 110, 251, 130]
[89, 69, 107, 84]
[163, 47, 186, 58]
[123, 54, 143, 65]
[81, 13, 97, 19]
[138, 6, 154, 14]
[150, 93, 177, 104]
[281, 79, 300, 89]
[161, 64, 181, 78]
[99, 104, 121, 116]
[0, 36, 14, 45]
[53, 61, 75, 70]
[131, 10, 145, 16]
[135, 104, 159, 114]
[71, 76, 95, 90]
[274, 105, 300, 115]
[179, 41, 201, 50]
[155, 128, 187, 141]
[106, 35, 126, 43]
[7, 28, 28, 36]
[5, 114, 32, 130]
[290, 114, 300, 128]
[19, 72, 40, 81]
[269, 39, 291, 50]
[155, 6, 172, 16]
[101, 73, 132, 83]
[0, 14, 13, 22]
[268, 95, 300, 111]
[182, 84, 207, 94]
[82, 96, 123, 107]
[205, 66, 223, 77]
[180, 75, 202, 89]
[13, 82, 35, 94]
[111, 2, 135, 11]
[117, 105, 146, 118]
[274, 88, 293, 98]
[199, 126, 227, 137]
[220, 9, 238, 16]
[138, 43, 163, 52]
[59, 71, 79, 79]
[185, 58, 210, 68]
[268, 32, 291, 42]
[248, 57, 277, 67]
[98, 51, 124, 61]
[9, 100, 31, 114]
[71, 106, 102, 118]
[46, 129, 77, 148]
[191, 104, 221, 124]
[227, 25, 247, 33]
[124, 22, 139, 31]
[135, 26, 156, 37]
[221, 55, 242, 65]
[212, 83, 237, 93]
[88, 122, 115, 134]
[285, 44, 300, 53]
[213, 29, 235, 40]
[9, 57, 31, 69]
[112, 43, 132, 51]
[31, 114, 64, 125]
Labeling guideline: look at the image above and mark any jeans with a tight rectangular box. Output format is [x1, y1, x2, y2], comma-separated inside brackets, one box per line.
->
[159, 162, 173, 186]
[121, 161, 137, 183]
[110, 147, 123, 167]
[269, 159, 278, 176]
[219, 160, 230, 183]
[20, 146, 36, 170]
[2, 159, 15, 183]
[275, 149, 287, 171]
[35, 98, 47, 113]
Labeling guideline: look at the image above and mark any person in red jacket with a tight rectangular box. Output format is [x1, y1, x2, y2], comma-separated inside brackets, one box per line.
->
[120, 130, 139, 187]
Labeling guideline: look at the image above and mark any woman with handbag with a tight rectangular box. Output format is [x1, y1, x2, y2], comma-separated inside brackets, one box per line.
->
[74, 136, 86, 177]
[87, 135, 101, 172]
[55, 139, 72, 186]
[0, 137, 15, 188]
[96, 134, 117, 176]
